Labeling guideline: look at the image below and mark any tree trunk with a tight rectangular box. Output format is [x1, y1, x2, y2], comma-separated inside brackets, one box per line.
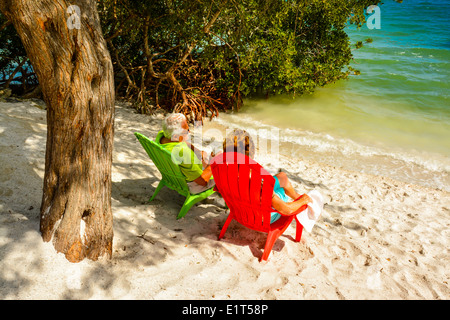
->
[0, 0, 115, 262]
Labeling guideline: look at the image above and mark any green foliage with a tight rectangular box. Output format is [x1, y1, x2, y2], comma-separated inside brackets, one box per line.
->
[2, 0, 403, 119]
[100, 0, 387, 118]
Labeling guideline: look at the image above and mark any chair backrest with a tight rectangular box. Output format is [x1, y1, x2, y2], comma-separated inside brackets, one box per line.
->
[211, 152, 275, 231]
[134, 132, 190, 196]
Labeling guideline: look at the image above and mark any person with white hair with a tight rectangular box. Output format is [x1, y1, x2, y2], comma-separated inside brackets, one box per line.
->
[157, 113, 215, 194]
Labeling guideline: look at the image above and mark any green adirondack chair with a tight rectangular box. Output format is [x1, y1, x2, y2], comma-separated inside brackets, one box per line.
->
[134, 132, 215, 219]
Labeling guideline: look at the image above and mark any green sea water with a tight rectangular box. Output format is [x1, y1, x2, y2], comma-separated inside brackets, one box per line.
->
[207, 0, 450, 191]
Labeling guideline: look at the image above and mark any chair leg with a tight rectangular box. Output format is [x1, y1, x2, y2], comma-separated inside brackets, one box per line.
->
[218, 214, 234, 240]
[149, 180, 165, 202]
[176, 189, 213, 219]
[177, 188, 216, 219]
[177, 195, 195, 219]
[260, 230, 281, 262]
[294, 217, 304, 242]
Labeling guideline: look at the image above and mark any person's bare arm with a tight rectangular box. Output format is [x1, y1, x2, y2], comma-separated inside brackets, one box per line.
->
[272, 194, 312, 215]
[193, 165, 213, 186]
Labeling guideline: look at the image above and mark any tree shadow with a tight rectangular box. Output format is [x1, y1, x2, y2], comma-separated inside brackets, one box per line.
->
[112, 175, 160, 205]
[324, 203, 358, 214]
[0, 100, 332, 298]
[215, 220, 290, 261]
[0, 101, 47, 299]
[285, 171, 330, 190]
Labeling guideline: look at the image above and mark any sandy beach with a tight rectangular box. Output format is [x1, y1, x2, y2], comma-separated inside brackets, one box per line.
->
[0, 99, 449, 300]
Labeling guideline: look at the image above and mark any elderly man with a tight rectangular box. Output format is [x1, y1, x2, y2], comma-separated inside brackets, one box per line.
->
[156, 113, 215, 194]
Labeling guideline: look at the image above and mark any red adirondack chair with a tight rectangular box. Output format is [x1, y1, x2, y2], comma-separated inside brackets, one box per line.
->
[211, 152, 307, 262]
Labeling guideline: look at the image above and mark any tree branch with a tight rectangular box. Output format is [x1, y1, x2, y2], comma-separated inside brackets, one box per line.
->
[4, 58, 27, 88]
[108, 39, 139, 91]
[104, 13, 136, 41]
[170, 9, 222, 73]
[0, 20, 11, 32]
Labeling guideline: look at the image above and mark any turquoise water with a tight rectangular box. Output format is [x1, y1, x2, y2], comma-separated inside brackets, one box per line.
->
[208, 0, 450, 191]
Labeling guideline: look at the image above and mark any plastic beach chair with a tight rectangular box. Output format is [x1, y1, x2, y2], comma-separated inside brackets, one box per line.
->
[134, 132, 215, 219]
[210, 152, 307, 262]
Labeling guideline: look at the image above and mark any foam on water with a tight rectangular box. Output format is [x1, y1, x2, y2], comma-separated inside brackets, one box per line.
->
[207, 112, 450, 191]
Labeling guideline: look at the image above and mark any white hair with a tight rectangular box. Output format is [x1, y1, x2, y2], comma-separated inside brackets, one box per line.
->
[162, 113, 187, 140]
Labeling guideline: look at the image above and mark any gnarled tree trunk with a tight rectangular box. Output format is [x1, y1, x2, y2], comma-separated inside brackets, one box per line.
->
[0, 0, 115, 262]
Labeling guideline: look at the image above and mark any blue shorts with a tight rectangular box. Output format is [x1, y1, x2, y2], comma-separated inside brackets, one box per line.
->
[270, 176, 291, 224]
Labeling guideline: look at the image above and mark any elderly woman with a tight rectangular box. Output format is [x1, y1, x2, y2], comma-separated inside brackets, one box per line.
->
[157, 113, 215, 194]
[223, 129, 312, 223]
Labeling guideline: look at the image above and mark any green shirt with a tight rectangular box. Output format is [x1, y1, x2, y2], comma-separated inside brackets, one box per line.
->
[156, 131, 203, 182]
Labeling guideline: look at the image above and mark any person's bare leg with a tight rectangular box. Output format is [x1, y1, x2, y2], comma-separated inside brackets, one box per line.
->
[276, 172, 301, 200]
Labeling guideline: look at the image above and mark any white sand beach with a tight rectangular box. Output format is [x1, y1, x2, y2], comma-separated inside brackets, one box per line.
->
[0, 99, 449, 300]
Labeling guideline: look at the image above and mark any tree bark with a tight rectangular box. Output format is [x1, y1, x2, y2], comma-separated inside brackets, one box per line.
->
[0, 0, 115, 262]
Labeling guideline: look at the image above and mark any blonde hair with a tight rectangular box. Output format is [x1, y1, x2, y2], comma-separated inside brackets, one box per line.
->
[223, 129, 255, 158]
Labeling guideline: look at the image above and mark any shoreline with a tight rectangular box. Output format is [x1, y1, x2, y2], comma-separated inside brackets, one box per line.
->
[1, 99, 449, 299]
[202, 104, 450, 193]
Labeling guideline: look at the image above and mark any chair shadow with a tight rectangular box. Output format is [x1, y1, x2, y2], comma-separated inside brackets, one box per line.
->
[112, 165, 313, 262]
[216, 220, 288, 261]
[113, 177, 155, 204]
[112, 177, 188, 207]
[115, 179, 285, 262]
